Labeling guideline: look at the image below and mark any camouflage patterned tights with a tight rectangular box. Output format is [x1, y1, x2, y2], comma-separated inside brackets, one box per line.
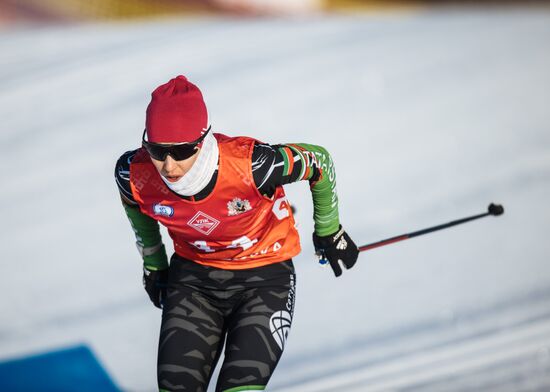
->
[158, 255, 296, 392]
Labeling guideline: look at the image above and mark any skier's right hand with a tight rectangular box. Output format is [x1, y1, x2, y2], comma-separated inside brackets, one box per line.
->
[143, 266, 169, 309]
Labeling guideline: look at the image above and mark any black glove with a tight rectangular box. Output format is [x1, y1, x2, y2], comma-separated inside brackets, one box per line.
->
[143, 267, 169, 309]
[313, 225, 359, 277]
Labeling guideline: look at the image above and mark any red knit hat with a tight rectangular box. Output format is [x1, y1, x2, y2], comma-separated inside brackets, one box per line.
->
[145, 75, 208, 143]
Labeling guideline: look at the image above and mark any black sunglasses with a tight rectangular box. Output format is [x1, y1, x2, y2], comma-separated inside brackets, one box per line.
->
[142, 126, 211, 161]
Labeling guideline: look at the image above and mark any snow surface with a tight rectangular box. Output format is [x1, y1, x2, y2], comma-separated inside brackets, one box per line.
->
[1, 7, 550, 391]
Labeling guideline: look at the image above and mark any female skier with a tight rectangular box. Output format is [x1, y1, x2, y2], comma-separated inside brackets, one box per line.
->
[115, 75, 359, 392]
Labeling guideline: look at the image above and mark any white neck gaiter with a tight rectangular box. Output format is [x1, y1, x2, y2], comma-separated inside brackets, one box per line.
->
[160, 131, 219, 196]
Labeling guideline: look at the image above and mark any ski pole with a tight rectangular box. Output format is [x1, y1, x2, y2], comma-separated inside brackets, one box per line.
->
[358, 203, 504, 252]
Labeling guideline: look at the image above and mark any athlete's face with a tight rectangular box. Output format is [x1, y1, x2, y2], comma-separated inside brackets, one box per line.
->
[150, 148, 200, 182]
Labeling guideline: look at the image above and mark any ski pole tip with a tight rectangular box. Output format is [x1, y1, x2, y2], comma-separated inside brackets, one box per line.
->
[488, 203, 504, 216]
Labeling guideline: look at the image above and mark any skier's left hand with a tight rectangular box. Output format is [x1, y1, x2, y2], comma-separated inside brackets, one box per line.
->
[313, 225, 359, 277]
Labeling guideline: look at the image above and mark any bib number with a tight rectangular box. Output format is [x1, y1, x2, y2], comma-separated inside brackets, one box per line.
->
[272, 197, 291, 220]
[190, 236, 258, 253]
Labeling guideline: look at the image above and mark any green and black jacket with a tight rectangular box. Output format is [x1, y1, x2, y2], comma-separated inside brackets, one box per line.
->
[115, 142, 340, 270]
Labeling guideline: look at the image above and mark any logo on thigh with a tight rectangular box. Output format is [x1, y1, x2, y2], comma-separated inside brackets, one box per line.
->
[270, 310, 292, 350]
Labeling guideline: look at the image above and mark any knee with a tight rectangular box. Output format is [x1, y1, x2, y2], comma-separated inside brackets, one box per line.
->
[158, 364, 209, 392]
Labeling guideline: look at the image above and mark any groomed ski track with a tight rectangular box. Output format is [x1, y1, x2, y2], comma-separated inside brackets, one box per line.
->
[270, 287, 550, 391]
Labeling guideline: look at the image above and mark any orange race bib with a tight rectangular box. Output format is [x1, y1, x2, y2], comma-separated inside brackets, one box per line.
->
[130, 134, 301, 269]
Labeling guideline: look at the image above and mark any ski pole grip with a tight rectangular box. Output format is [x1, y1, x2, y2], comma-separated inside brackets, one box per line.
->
[488, 203, 504, 216]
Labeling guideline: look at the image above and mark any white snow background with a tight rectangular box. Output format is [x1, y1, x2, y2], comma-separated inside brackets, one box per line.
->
[1, 6, 550, 391]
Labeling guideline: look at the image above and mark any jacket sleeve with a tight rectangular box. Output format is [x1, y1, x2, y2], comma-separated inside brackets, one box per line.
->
[115, 150, 169, 270]
[252, 142, 339, 237]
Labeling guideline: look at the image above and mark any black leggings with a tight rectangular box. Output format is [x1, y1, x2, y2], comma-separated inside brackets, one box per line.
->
[158, 255, 296, 392]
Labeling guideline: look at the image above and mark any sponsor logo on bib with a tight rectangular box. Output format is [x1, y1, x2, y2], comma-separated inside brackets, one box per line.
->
[227, 197, 252, 216]
[153, 203, 174, 217]
[187, 211, 220, 235]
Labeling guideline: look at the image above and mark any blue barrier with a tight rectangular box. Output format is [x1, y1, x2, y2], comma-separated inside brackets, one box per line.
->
[0, 344, 120, 392]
